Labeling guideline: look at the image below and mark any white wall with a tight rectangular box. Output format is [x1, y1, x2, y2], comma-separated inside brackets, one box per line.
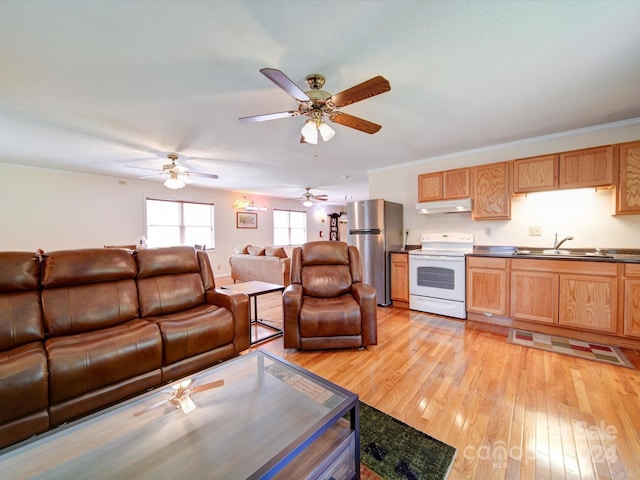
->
[0, 163, 344, 276]
[370, 120, 640, 248]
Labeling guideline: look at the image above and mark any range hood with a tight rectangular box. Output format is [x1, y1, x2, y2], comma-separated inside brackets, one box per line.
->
[416, 197, 472, 214]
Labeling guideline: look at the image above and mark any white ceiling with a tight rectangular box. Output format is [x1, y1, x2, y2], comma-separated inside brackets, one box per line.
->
[1, 0, 640, 205]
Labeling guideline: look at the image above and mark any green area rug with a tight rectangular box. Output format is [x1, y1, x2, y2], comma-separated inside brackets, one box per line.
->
[508, 328, 635, 368]
[351, 402, 456, 480]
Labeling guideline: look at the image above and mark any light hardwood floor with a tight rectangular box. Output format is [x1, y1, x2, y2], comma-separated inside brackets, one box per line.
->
[228, 283, 640, 480]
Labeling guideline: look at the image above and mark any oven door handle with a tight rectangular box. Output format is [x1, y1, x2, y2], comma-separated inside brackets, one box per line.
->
[411, 255, 465, 261]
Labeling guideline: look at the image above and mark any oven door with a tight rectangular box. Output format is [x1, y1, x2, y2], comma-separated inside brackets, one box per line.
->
[409, 254, 466, 302]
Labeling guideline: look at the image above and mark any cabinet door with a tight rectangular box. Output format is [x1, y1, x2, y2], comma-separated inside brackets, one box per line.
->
[559, 145, 614, 189]
[390, 253, 409, 304]
[443, 168, 470, 199]
[467, 258, 508, 315]
[418, 172, 442, 202]
[512, 154, 558, 193]
[558, 274, 617, 333]
[511, 270, 558, 324]
[615, 140, 640, 214]
[472, 161, 511, 220]
[624, 278, 640, 337]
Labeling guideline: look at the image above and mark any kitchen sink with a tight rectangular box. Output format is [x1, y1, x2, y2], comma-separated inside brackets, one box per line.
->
[514, 249, 613, 258]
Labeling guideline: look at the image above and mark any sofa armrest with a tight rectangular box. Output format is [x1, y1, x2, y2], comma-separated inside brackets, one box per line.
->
[282, 284, 303, 348]
[352, 283, 378, 346]
[206, 289, 250, 352]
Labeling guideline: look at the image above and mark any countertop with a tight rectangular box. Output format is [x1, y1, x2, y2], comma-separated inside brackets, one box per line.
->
[469, 245, 640, 264]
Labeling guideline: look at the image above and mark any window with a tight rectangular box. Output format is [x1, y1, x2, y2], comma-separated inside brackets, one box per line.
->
[273, 209, 306, 246]
[145, 198, 215, 249]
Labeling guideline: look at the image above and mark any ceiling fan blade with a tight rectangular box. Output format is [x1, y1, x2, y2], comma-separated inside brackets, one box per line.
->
[330, 112, 382, 134]
[189, 171, 219, 179]
[260, 68, 310, 101]
[125, 165, 162, 173]
[192, 379, 224, 393]
[314, 195, 329, 200]
[239, 111, 300, 123]
[330, 76, 391, 108]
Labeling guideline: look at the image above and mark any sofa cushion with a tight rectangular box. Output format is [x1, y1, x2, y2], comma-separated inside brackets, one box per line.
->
[0, 252, 40, 292]
[45, 319, 162, 404]
[0, 342, 49, 424]
[41, 248, 136, 287]
[247, 245, 265, 256]
[265, 246, 287, 258]
[144, 304, 235, 365]
[301, 265, 353, 298]
[0, 252, 44, 350]
[233, 245, 249, 254]
[135, 246, 200, 278]
[137, 272, 205, 317]
[42, 280, 139, 335]
[299, 295, 362, 337]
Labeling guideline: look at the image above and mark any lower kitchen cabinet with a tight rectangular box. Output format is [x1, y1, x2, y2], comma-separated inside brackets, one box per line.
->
[390, 253, 409, 308]
[624, 264, 640, 337]
[558, 272, 617, 334]
[511, 268, 558, 324]
[466, 257, 508, 315]
[510, 259, 618, 334]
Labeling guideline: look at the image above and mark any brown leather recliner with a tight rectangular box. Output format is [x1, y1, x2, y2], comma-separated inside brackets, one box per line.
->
[283, 241, 377, 350]
[0, 252, 49, 449]
[135, 246, 250, 382]
[41, 248, 164, 426]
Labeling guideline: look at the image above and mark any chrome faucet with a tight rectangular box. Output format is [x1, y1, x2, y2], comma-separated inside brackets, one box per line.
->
[553, 233, 574, 250]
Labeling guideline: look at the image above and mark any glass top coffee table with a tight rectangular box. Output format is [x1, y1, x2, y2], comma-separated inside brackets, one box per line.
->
[0, 351, 360, 479]
[222, 280, 285, 345]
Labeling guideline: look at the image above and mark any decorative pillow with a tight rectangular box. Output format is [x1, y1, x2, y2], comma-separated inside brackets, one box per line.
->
[265, 247, 287, 258]
[247, 245, 265, 256]
[234, 245, 249, 254]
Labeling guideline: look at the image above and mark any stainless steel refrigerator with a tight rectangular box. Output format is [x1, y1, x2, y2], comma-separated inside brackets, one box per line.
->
[347, 199, 403, 306]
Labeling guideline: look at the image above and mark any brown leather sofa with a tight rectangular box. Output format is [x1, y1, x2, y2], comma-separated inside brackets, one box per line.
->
[282, 241, 377, 350]
[0, 246, 249, 449]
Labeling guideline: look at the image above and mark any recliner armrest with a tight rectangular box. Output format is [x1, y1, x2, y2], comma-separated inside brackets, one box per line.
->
[282, 284, 303, 348]
[352, 283, 378, 345]
[206, 289, 250, 351]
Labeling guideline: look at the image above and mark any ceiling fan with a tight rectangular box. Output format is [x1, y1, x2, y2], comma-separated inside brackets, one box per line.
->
[127, 153, 219, 189]
[299, 187, 328, 207]
[239, 68, 391, 144]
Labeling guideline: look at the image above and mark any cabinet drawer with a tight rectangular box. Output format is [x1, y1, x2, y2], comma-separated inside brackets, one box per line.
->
[625, 263, 640, 277]
[391, 253, 408, 264]
[467, 256, 508, 269]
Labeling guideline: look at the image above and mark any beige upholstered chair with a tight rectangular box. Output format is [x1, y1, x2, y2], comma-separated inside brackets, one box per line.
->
[282, 241, 377, 350]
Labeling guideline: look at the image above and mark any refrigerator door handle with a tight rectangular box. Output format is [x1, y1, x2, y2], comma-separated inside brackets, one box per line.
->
[349, 229, 382, 235]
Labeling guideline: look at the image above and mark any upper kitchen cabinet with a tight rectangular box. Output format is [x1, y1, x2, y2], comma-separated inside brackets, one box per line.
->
[472, 161, 511, 220]
[512, 154, 558, 193]
[613, 140, 640, 215]
[558, 145, 614, 189]
[418, 168, 470, 202]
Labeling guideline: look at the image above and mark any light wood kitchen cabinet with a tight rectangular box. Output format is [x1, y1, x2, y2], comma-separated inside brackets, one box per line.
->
[512, 154, 558, 193]
[613, 140, 640, 215]
[624, 263, 640, 337]
[390, 253, 409, 307]
[558, 272, 617, 334]
[559, 145, 614, 189]
[472, 161, 511, 220]
[418, 168, 470, 202]
[466, 257, 508, 315]
[511, 263, 558, 324]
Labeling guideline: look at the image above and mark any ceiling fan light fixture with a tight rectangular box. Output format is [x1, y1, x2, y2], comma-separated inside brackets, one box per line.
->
[164, 171, 186, 189]
[318, 122, 335, 142]
[301, 119, 318, 144]
[302, 199, 313, 207]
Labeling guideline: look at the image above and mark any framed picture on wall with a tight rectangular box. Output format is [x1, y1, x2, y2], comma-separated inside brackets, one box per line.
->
[236, 212, 258, 229]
